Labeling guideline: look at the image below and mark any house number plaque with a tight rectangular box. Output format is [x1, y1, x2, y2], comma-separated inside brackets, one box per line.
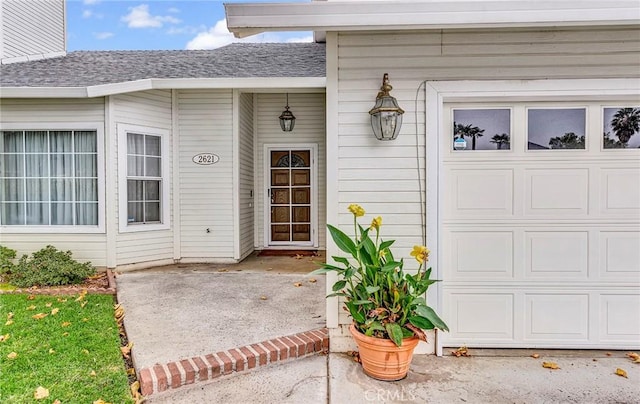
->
[192, 153, 219, 165]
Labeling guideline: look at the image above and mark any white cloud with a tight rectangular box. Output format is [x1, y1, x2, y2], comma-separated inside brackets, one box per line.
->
[287, 35, 314, 43]
[82, 10, 93, 18]
[83, 0, 100, 4]
[121, 4, 181, 29]
[186, 19, 313, 50]
[93, 32, 114, 40]
[167, 7, 180, 14]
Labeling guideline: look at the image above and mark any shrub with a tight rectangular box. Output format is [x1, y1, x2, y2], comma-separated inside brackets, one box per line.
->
[8, 245, 95, 287]
[0, 245, 17, 276]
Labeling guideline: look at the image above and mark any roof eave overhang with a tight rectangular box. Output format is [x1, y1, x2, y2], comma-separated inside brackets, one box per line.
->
[1, 77, 327, 98]
[225, 1, 640, 38]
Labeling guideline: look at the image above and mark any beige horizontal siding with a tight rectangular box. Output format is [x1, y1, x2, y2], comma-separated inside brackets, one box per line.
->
[112, 90, 174, 265]
[177, 89, 235, 258]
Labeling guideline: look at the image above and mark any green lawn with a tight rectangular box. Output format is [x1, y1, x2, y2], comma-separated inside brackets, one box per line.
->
[0, 293, 133, 403]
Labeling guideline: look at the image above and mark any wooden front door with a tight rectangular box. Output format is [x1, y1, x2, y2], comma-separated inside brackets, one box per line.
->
[266, 146, 316, 246]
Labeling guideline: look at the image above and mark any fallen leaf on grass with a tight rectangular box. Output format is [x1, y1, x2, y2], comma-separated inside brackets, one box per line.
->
[7, 352, 18, 359]
[451, 345, 471, 357]
[62, 332, 69, 337]
[53, 400, 61, 404]
[45, 302, 53, 307]
[293, 282, 302, 287]
[57, 298, 67, 303]
[130, 380, 141, 399]
[82, 317, 89, 322]
[615, 368, 628, 378]
[75, 290, 87, 302]
[82, 349, 89, 355]
[90, 370, 96, 377]
[5, 320, 13, 326]
[33, 386, 49, 400]
[308, 278, 317, 283]
[7, 312, 14, 320]
[531, 353, 540, 359]
[51, 308, 59, 315]
[1, 334, 10, 342]
[32, 313, 48, 320]
[80, 301, 88, 308]
[542, 361, 560, 370]
[27, 305, 36, 311]
[27, 295, 36, 300]
[49, 349, 55, 354]
[93, 399, 112, 404]
[61, 321, 71, 327]
[120, 342, 133, 359]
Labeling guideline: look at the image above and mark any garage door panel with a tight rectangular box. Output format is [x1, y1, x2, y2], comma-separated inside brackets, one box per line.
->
[600, 232, 640, 278]
[447, 231, 514, 279]
[525, 231, 588, 279]
[525, 168, 589, 216]
[446, 168, 513, 218]
[448, 293, 515, 340]
[600, 168, 640, 214]
[600, 294, 640, 342]
[525, 294, 590, 341]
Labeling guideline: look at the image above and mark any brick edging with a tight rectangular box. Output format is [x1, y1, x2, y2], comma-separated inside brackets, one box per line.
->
[138, 327, 329, 397]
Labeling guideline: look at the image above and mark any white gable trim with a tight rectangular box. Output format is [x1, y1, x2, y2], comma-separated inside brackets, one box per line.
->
[1, 77, 326, 98]
[225, 0, 640, 38]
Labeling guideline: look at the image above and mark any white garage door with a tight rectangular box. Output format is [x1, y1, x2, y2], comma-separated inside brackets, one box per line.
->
[441, 102, 640, 349]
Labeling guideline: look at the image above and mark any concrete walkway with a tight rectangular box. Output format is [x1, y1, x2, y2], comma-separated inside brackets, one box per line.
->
[148, 350, 640, 403]
[116, 258, 639, 403]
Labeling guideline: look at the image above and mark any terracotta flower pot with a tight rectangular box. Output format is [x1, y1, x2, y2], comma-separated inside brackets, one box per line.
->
[349, 323, 419, 381]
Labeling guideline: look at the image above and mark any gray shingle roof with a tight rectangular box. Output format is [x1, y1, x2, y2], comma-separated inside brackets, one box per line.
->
[0, 43, 325, 87]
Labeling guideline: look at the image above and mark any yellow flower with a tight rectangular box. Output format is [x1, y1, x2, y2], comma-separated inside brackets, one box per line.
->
[410, 245, 430, 264]
[348, 204, 365, 217]
[370, 216, 382, 231]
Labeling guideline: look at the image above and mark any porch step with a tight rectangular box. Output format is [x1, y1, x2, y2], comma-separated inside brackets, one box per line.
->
[138, 327, 329, 397]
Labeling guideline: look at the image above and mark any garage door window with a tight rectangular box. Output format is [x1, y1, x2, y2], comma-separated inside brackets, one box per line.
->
[527, 108, 586, 150]
[603, 107, 640, 149]
[452, 109, 511, 151]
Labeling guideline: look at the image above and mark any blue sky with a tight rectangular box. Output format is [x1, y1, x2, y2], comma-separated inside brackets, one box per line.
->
[67, 0, 312, 51]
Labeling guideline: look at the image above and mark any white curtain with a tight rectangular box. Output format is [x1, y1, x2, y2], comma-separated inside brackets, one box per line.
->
[0, 130, 98, 226]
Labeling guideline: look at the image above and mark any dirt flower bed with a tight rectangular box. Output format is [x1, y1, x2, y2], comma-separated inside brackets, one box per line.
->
[0, 270, 116, 295]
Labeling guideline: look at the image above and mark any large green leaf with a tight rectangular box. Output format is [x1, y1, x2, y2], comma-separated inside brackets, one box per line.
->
[415, 305, 449, 332]
[379, 239, 395, 250]
[346, 302, 366, 324]
[409, 315, 435, 330]
[327, 224, 357, 258]
[332, 280, 347, 292]
[365, 286, 380, 294]
[332, 256, 351, 266]
[385, 323, 404, 347]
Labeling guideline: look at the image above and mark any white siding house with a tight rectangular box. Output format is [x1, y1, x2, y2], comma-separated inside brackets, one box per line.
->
[226, 0, 640, 353]
[0, 0, 66, 64]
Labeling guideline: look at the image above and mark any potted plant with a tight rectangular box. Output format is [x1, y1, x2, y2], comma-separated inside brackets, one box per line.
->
[312, 204, 449, 381]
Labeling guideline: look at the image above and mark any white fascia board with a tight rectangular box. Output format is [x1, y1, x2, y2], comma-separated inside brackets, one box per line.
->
[1, 77, 326, 99]
[88, 77, 325, 96]
[225, 1, 640, 38]
[0, 87, 88, 98]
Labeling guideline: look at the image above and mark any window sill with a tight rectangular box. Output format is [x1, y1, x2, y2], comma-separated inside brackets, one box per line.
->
[0, 225, 105, 234]
[118, 223, 170, 233]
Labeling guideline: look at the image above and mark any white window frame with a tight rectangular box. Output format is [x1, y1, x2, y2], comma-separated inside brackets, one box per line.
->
[425, 78, 640, 355]
[0, 122, 105, 234]
[117, 123, 170, 233]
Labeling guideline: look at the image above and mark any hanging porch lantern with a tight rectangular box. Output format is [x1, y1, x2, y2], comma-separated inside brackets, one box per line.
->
[279, 93, 296, 132]
[369, 73, 404, 141]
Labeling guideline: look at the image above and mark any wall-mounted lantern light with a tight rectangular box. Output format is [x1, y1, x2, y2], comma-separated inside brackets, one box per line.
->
[369, 73, 404, 141]
[279, 93, 296, 132]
